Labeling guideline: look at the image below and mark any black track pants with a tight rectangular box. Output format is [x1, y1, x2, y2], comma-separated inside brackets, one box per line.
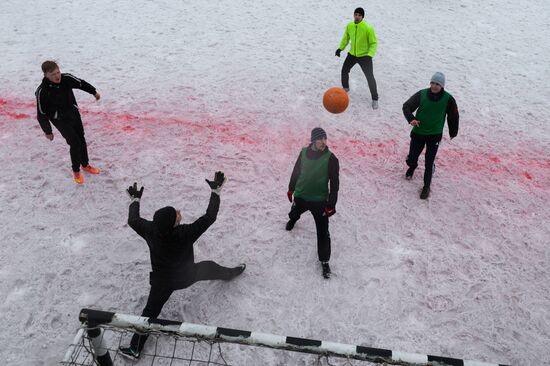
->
[52, 109, 89, 172]
[130, 261, 241, 352]
[406, 133, 441, 187]
[288, 197, 331, 262]
[341, 53, 378, 101]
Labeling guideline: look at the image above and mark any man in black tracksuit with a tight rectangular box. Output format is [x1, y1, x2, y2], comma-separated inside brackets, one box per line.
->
[286, 128, 339, 279]
[402, 72, 459, 199]
[35, 60, 101, 184]
[120, 172, 246, 359]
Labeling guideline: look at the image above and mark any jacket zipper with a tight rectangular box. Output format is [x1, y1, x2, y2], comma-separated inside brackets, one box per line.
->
[354, 25, 357, 55]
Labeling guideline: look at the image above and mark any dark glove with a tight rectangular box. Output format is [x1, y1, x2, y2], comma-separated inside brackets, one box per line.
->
[335, 49, 341, 57]
[206, 171, 226, 194]
[287, 191, 293, 203]
[127, 182, 144, 202]
[323, 207, 336, 217]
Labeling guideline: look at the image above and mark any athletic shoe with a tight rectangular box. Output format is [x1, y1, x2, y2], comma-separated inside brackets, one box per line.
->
[82, 165, 100, 174]
[405, 167, 414, 180]
[285, 220, 296, 231]
[72, 172, 84, 185]
[372, 100, 379, 110]
[228, 264, 246, 280]
[236, 264, 246, 275]
[119, 346, 140, 360]
[420, 186, 430, 199]
[321, 262, 331, 279]
[343, 87, 350, 92]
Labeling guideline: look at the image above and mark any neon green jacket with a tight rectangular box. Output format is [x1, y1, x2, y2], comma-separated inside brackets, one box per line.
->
[338, 20, 377, 58]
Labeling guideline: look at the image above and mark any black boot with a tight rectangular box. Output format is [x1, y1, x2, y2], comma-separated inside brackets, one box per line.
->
[420, 186, 430, 199]
[321, 262, 331, 279]
[405, 167, 414, 180]
[285, 220, 296, 231]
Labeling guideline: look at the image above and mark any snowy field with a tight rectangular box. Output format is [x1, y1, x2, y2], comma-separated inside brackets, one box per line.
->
[1, 0, 549, 365]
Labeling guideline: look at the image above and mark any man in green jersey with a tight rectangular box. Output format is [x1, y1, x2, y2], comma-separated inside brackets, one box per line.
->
[286, 128, 340, 279]
[335, 7, 379, 109]
[402, 72, 459, 199]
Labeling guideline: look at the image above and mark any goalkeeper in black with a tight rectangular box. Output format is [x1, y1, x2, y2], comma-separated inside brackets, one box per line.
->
[120, 172, 246, 359]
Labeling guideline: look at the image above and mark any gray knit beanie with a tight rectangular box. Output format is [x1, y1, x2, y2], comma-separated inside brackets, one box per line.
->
[311, 127, 327, 142]
[431, 72, 446, 88]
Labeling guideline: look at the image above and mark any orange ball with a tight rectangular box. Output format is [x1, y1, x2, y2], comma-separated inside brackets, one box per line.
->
[323, 87, 349, 114]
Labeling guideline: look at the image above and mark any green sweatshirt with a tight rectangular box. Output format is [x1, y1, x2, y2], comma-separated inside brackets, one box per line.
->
[338, 20, 378, 58]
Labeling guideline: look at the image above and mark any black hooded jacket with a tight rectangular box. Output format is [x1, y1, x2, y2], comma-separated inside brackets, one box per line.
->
[35, 73, 97, 134]
[128, 193, 220, 288]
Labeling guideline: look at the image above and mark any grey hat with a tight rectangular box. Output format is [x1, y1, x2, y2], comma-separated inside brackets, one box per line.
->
[311, 127, 327, 142]
[431, 72, 445, 88]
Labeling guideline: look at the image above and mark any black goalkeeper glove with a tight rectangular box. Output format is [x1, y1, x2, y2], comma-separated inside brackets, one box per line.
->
[335, 48, 341, 57]
[127, 182, 144, 202]
[205, 171, 226, 195]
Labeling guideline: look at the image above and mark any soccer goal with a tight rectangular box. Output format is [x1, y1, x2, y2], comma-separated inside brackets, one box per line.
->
[61, 308, 508, 366]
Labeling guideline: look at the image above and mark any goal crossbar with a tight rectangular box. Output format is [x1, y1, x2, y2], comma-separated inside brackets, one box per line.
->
[75, 308, 509, 366]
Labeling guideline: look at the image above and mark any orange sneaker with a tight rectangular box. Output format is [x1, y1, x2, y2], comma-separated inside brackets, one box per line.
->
[82, 165, 101, 174]
[73, 172, 84, 184]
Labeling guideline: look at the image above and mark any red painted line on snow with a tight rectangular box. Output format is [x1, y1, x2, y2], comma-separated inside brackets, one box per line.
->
[0, 98, 31, 120]
[1, 96, 548, 191]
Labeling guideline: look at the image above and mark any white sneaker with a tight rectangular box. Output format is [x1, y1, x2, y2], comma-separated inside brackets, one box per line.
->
[343, 87, 349, 92]
[119, 346, 140, 359]
[372, 100, 379, 110]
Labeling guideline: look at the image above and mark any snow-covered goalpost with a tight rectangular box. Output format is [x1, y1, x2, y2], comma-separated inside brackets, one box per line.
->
[61, 308, 509, 366]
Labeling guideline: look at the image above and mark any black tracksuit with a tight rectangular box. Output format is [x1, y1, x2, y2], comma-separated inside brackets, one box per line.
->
[128, 193, 241, 352]
[288, 145, 339, 262]
[402, 89, 459, 187]
[35, 74, 97, 172]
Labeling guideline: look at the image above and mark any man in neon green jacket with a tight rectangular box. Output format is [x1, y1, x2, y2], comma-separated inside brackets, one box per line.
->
[335, 7, 379, 109]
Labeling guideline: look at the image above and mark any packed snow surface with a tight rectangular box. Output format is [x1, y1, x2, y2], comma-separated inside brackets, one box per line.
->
[0, 0, 549, 365]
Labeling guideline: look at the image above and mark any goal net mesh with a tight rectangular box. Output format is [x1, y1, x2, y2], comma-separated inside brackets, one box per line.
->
[61, 323, 382, 365]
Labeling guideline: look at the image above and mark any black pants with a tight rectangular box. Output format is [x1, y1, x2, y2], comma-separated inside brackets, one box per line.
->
[341, 53, 378, 101]
[288, 197, 331, 262]
[130, 261, 241, 352]
[406, 133, 442, 187]
[51, 109, 89, 172]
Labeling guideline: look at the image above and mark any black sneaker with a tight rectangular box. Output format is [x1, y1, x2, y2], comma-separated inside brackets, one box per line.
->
[119, 346, 140, 360]
[236, 264, 246, 275]
[420, 186, 430, 199]
[405, 167, 414, 180]
[321, 262, 331, 279]
[285, 220, 296, 231]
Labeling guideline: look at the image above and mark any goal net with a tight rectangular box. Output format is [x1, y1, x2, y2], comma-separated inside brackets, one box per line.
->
[60, 308, 507, 366]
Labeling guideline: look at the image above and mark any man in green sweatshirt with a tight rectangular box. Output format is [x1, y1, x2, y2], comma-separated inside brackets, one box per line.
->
[335, 7, 379, 109]
[402, 72, 460, 199]
[286, 128, 339, 279]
